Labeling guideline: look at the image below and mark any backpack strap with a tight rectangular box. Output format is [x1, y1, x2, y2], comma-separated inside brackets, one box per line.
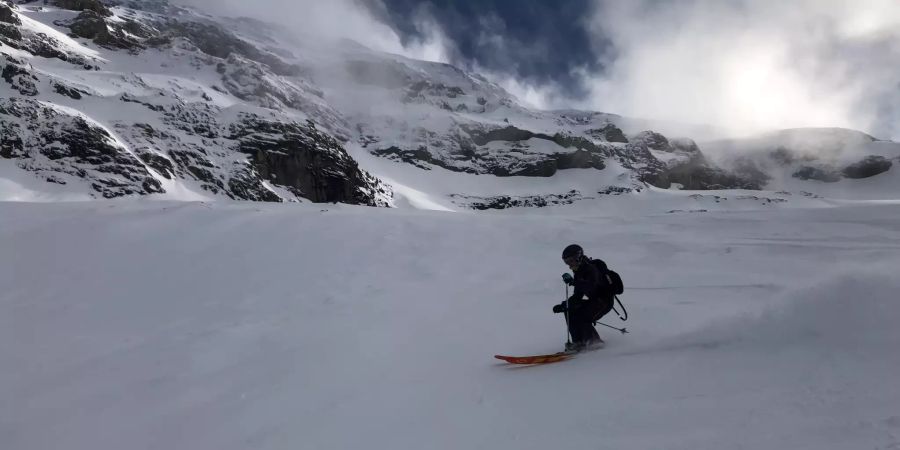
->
[612, 295, 628, 321]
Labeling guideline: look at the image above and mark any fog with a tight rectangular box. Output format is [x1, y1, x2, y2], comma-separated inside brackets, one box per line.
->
[178, 0, 900, 140]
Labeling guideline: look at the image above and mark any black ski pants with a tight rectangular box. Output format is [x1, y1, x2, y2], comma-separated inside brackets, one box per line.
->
[566, 297, 613, 344]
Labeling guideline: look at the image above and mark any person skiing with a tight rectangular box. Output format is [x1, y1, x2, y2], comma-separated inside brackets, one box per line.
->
[553, 244, 614, 352]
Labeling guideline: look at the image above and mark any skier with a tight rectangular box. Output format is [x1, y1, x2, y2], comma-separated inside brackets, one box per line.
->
[553, 244, 613, 352]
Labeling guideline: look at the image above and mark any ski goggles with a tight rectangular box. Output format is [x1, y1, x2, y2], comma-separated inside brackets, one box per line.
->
[563, 256, 579, 266]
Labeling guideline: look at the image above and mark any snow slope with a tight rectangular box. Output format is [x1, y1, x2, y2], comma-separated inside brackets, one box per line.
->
[3, 200, 900, 450]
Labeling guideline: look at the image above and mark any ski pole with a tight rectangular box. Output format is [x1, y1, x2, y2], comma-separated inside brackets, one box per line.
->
[596, 321, 628, 334]
[564, 283, 571, 345]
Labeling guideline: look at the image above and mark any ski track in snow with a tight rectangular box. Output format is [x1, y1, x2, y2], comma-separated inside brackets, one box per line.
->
[2, 201, 900, 450]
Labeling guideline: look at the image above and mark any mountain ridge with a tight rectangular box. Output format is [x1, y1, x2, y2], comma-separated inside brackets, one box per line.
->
[1, 0, 897, 206]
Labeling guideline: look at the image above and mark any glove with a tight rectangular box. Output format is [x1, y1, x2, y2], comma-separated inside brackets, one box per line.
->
[552, 302, 567, 314]
[562, 273, 574, 286]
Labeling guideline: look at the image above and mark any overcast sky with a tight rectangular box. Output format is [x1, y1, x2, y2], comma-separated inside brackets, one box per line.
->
[181, 0, 900, 139]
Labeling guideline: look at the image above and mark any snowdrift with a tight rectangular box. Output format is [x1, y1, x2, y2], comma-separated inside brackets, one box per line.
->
[3, 202, 900, 450]
[649, 268, 900, 354]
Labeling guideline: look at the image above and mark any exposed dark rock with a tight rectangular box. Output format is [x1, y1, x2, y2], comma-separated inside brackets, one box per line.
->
[612, 141, 668, 186]
[0, 120, 24, 158]
[2, 59, 39, 96]
[117, 0, 172, 14]
[0, 22, 22, 43]
[842, 155, 892, 179]
[633, 131, 670, 150]
[556, 149, 605, 171]
[141, 177, 164, 194]
[404, 79, 466, 103]
[731, 157, 772, 186]
[450, 190, 588, 210]
[599, 186, 636, 195]
[381, 121, 627, 177]
[66, 10, 107, 38]
[185, 164, 220, 186]
[0, 9, 388, 205]
[631, 139, 763, 190]
[45, 174, 67, 184]
[62, 10, 143, 49]
[227, 167, 282, 202]
[386, 123, 756, 190]
[793, 166, 841, 183]
[667, 164, 763, 190]
[588, 123, 628, 143]
[498, 158, 557, 177]
[39, 116, 121, 162]
[90, 180, 137, 198]
[0, 2, 21, 25]
[468, 125, 535, 146]
[0, 98, 166, 198]
[372, 146, 440, 171]
[734, 195, 787, 204]
[51, 0, 112, 17]
[162, 147, 225, 192]
[667, 209, 709, 214]
[375, 130, 608, 177]
[25, 35, 76, 62]
[120, 18, 156, 39]
[136, 150, 174, 179]
[451, 186, 637, 210]
[1, 15, 88, 65]
[649, 144, 765, 190]
[229, 115, 388, 205]
[144, 35, 171, 47]
[670, 137, 701, 154]
[52, 81, 85, 99]
[168, 149, 222, 187]
[121, 94, 165, 111]
[463, 126, 609, 173]
[158, 102, 220, 139]
[217, 54, 336, 126]
[162, 21, 300, 76]
[767, 147, 816, 165]
[551, 133, 611, 156]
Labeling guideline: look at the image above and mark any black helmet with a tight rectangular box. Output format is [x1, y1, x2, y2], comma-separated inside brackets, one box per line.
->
[562, 244, 583, 260]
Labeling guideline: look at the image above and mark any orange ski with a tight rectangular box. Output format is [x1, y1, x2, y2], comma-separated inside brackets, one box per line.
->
[494, 351, 575, 365]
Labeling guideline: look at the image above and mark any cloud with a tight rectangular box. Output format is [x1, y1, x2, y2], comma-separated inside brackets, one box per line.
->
[177, 0, 451, 63]
[396, 7, 454, 63]
[371, 0, 604, 100]
[580, 0, 900, 139]
[176, 0, 900, 140]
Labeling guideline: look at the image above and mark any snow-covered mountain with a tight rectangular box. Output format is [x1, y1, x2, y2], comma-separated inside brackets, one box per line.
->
[705, 128, 900, 194]
[1, 0, 898, 208]
[1, 0, 388, 204]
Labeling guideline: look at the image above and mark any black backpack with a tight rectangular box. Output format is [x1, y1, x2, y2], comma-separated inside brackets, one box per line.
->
[591, 258, 628, 320]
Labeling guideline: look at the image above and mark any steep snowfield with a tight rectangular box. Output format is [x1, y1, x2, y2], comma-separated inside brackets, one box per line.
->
[3, 200, 900, 450]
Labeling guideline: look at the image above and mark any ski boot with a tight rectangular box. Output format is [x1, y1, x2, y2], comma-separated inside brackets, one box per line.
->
[584, 338, 605, 351]
[565, 341, 585, 353]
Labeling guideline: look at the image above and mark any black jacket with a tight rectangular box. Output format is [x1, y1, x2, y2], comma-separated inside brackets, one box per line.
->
[568, 257, 603, 304]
